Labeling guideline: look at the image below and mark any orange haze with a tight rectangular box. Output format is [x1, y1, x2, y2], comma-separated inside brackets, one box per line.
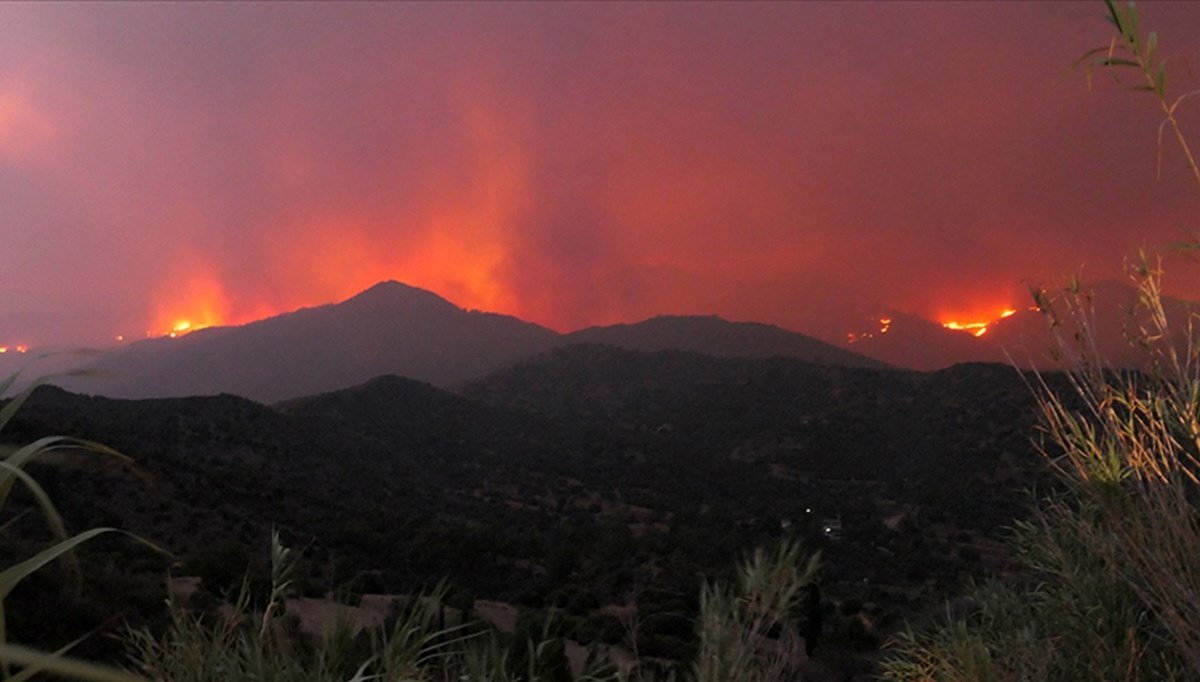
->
[3, 2, 1200, 348]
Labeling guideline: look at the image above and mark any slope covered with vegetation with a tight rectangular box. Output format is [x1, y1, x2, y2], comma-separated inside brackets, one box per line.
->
[3, 349, 1054, 678]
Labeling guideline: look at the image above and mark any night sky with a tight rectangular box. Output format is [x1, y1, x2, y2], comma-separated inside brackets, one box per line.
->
[3, 1, 1199, 349]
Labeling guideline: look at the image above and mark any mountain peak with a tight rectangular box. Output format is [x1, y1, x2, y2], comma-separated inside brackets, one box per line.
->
[343, 279, 455, 306]
[58, 279, 560, 402]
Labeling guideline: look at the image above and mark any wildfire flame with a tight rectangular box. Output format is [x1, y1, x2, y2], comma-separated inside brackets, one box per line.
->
[847, 315, 895, 344]
[149, 269, 230, 339]
[942, 308, 1017, 337]
[151, 317, 217, 339]
[166, 320, 195, 338]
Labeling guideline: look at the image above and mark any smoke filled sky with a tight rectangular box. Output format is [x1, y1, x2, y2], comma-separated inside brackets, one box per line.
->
[3, 1, 1200, 348]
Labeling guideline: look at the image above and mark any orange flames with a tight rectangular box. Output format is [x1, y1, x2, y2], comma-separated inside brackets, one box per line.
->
[941, 308, 1016, 337]
[847, 315, 894, 344]
[166, 320, 195, 338]
[144, 213, 517, 342]
[148, 270, 230, 339]
[130, 92, 546, 340]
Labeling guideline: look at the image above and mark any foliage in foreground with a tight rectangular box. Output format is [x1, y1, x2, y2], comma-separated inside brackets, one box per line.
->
[124, 530, 556, 682]
[882, 3, 1200, 679]
[122, 538, 819, 682]
[882, 262, 1200, 680]
[692, 542, 819, 682]
[0, 364, 158, 682]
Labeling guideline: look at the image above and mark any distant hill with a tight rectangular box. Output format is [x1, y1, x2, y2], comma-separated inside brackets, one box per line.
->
[55, 281, 561, 403]
[566, 315, 889, 370]
[983, 280, 1193, 369]
[43, 278, 1184, 402]
[47, 283, 889, 402]
[840, 310, 1007, 371]
[21, 277, 1200, 403]
[842, 280, 1198, 371]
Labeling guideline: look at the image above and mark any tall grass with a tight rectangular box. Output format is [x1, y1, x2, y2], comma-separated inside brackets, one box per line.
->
[0, 368, 155, 681]
[692, 541, 818, 682]
[124, 536, 820, 682]
[125, 529, 626, 682]
[882, 2, 1200, 679]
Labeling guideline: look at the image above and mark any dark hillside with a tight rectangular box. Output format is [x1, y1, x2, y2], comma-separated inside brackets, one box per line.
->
[463, 345, 1043, 515]
[842, 310, 1006, 370]
[459, 346, 1057, 647]
[278, 375, 490, 448]
[6, 352, 1059, 669]
[566, 315, 888, 369]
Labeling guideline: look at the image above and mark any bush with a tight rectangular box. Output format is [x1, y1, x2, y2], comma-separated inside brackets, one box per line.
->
[691, 540, 820, 682]
[881, 3, 1200, 678]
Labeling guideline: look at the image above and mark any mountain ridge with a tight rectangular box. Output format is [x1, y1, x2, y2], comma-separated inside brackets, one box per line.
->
[566, 314, 889, 370]
[839, 279, 1198, 371]
[36, 277, 1200, 402]
[49, 280, 887, 402]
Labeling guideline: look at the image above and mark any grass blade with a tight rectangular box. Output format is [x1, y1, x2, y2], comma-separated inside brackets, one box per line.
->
[0, 642, 145, 682]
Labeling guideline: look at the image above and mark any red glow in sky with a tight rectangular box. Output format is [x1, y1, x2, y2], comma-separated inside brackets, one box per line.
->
[2, 2, 1200, 347]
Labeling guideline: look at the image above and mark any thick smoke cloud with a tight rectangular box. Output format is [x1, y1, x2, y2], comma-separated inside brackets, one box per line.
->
[1, 1, 1198, 346]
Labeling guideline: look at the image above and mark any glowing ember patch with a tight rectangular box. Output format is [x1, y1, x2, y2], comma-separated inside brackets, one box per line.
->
[15, 345, 27, 354]
[944, 321, 991, 337]
[848, 315, 895, 344]
[942, 307, 1020, 337]
[164, 319, 210, 338]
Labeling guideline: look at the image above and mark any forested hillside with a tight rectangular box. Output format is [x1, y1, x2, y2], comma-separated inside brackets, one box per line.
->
[3, 348, 1055, 672]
